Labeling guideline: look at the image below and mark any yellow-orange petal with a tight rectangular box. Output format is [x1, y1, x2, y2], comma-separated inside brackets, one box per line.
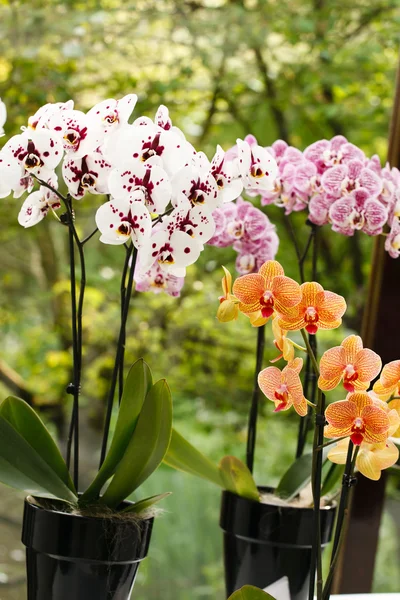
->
[388, 399, 400, 438]
[380, 360, 400, 389]
[272, 276, 302, 312]
[355, 348, 382, 385]
[282, 338, 295, 362]
[372, 379, 394, 401]
[347, 391, 372, 413]
[341, 335, 363, 364]
[325, 422, 353, 439]
[287, 357, 303, 374]
[258, 260, 284, 287]
[387, 408, 400, 437]
[249, 310, 269, 327]
[293, 396, 308, 417]
[272, 316, 283, 345]
[300, 281, 324, 307]
[319, 346, 345, 380]
[356, 441, 399, 480]
[221, 266, 233, 297]
[327, 438, 350, 464]
[278, 312, 305, 332]
[217, 299, 239, 322]
[233, 273, 265, 313]
[318, 291, 347, 328]
[284, 367, 304, 404]
[318, 374, 343, 392]
[325, 399, 358, 429]
[258, 367, 282, 402]
[361, 405, 390, 443]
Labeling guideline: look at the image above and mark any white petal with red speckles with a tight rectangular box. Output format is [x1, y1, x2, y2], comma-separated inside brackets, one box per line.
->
[63, 152, 112, 199]
[171, 165, 219, 210]
[108, 162, 171, 213]
[95, 197, 151, 248]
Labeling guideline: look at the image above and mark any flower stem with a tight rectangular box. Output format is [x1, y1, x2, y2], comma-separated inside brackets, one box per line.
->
[99, 246, 138, 468]
[300, 329, 320, 376]
[118, 244, 134, 402]
[322, 442, 358, 600]
[246, 324, 265, 473]
[61, 195, 86, 491]
[308, 386, 326, 600]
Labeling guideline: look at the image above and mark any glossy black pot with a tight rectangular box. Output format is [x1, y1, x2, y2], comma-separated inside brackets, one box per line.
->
[220, 488, 336, 600]
[22, 496, 153, 600]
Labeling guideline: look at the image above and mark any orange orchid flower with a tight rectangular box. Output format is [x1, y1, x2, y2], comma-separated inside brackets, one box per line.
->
[232, 260, 301, 325]
[278, 282, 346, 335]
[318, 335, 381, 393]
[324, 391, 390, 446]
[328, 437, 399, 481]
[373, 359, 400, 400]
[258, 358, 307, 416]
[217, 266, 240, 323]
[271, 316, 295, 363]
[369, 394, 400, 438]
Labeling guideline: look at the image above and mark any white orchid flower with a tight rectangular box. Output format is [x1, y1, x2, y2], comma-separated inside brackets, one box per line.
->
[95, 196, 152, 248]
[62, 151, 112, 199]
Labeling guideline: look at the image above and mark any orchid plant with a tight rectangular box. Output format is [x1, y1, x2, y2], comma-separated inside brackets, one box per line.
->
[165, 257, 400, 600]
[162, 135, 400, 600]
[0, 95, 277, 514]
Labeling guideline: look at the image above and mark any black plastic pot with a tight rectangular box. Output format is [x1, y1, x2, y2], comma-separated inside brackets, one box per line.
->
[220, 488, 336, 600]
[22, 496, 153, 600]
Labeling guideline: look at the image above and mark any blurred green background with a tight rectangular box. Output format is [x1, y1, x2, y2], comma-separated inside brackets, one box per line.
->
[1, 1, 400, 598]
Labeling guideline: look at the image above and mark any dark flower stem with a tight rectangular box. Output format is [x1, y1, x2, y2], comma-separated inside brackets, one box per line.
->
[118, 244, 134, 402]
[246, 324, 265, 473]
[299, 329, 324, 600]
[99, 246, 138, 468]
[322, 442, 358, 600]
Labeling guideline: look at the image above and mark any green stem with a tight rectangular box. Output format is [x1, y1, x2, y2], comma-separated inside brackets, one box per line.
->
[300, 328, 320, 376]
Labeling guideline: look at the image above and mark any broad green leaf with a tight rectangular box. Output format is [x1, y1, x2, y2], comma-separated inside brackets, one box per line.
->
[81, 359, 152, 503]
[163, 428, 223, 487]
[228, 585, 276, 600]
[121, 492, 172, 515]
[101, 379, 172, 508]
[219, 456, 259, 502]
[0, 414, 77, 502]
[276, 448, 329, 502]
[0, 396, 75, 493]
[321, 462, 344, 497]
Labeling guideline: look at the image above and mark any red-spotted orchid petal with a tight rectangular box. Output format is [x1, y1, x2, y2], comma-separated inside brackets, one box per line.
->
[62, 152, 112, 199]
[171, 165, 219, 210]
[236, 138, 278, 193]
[3, 129, 63, 177]
[95, 197, 152, 248]
[108, 162, 171, 214]
[18, 185, 61, 228]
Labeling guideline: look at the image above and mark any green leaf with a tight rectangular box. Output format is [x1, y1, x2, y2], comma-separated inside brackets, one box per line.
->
[121, 492, 172, 515]
[219, 456, 259, 502]
[101, 379, 172, 508]
[0, 406, 77, 502]
[228, 585, 276, 600]
[321, 462, 344, 497]
[81, 359, 152, 503]
[276, 449, 329, 502]
[163, 428, 223, 487]
[0, 396, 75, 493]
